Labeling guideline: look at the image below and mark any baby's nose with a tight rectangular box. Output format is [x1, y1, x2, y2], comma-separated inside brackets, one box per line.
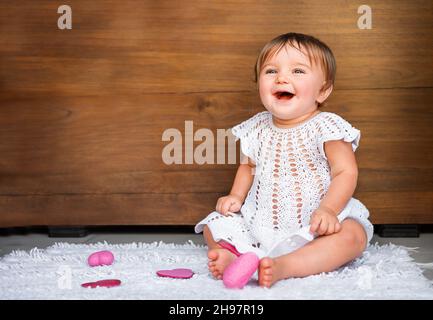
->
[276, 73, 290, 83]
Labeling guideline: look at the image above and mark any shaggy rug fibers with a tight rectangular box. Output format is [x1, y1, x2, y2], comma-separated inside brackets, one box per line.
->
[0, 241, 432, 300]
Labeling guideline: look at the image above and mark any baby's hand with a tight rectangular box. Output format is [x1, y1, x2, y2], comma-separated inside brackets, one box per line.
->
[216, 194, 243, 216]
[309, 206, 341, 236]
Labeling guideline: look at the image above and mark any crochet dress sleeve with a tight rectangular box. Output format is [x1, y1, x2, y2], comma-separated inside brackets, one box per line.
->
[231, 112, 268, 163]
[317, 113, 361, 160]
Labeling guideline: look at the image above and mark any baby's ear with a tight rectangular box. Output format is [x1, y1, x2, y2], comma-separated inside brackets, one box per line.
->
[317, 82, 333, 104]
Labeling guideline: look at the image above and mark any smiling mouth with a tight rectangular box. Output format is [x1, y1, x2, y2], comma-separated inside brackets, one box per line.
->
[274, 91, 295, 100]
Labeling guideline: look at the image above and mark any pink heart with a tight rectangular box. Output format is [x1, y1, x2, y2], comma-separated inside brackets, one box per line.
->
[87, 250, 114, 267]
[156, 268, 194, 279]
[81, 279, 121, 288]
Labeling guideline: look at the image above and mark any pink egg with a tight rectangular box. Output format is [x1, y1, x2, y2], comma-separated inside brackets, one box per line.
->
[87, 250, 114, 267]
[223, 252, 259, 289]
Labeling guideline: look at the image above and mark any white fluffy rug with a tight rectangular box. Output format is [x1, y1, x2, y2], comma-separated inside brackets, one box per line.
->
[0, 241, 432, 300]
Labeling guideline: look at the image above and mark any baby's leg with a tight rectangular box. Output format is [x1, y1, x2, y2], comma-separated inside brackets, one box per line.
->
[259, 218, 367, 287]
[203, 225, 237, 279]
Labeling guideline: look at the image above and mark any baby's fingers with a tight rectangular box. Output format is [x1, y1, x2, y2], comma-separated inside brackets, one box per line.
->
[309, 216, 322, 234]
[215, 198, 222, 214]
[221, 199, 234, 216]
[334, 222, 341, 233]
[325, 223, 335, 236]
[229, 201, 241, 213]
[318, 220, 329, 235]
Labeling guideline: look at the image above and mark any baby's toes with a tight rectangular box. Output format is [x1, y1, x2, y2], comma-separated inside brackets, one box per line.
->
[212, 270, 221, 279]
[263, 267, 273, 276]
[208, 263, 221, 279]
[259, 258, 275, 287]
[263, 269, 273, 281]
[259, 272, 272, 287]
[208, 264, 217, 273]
[207, 249, 219, 261]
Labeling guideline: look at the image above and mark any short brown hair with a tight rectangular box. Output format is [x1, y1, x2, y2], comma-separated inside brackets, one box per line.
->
[254, 33, 336, 98]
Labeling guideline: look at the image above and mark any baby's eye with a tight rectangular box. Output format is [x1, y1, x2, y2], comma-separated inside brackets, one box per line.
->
[293, 68, 305, 74]
[265, 69, 276, 74]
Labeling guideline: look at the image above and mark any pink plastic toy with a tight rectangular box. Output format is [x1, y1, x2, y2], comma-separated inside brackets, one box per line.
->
[81, 279, 121, 288]
[156, 268, 194, 279]
[218, 240, 241, 257]
[223, 252, 259, 289]
[87, 250, 114, 267]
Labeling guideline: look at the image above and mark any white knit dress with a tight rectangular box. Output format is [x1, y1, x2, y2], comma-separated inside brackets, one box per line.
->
[195, 111, 373, 258]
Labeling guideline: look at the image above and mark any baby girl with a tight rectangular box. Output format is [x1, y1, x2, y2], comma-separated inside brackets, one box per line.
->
[195, 32, 374, 288]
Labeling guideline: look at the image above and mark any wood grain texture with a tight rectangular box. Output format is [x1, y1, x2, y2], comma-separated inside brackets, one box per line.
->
[0, 191, 432, 227]
[1, 0, 432, 227]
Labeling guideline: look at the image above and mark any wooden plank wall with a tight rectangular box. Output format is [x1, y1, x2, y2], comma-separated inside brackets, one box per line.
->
[0, 0, 432, 227]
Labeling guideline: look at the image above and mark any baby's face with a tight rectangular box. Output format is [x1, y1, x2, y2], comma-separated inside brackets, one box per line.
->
[258, 45, 329, 121]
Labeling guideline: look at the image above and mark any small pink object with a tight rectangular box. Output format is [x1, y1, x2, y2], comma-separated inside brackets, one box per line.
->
[156, 268, 194, 279]
[81, 279, 121, 288]
[218, 240, 241, 257]
[87, 250, 114, 267]
[223, 252, 259, 289]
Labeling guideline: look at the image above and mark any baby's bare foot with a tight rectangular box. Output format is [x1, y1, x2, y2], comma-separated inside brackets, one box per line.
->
[207, 248, 237, 280]
[258, 257, 284, 288]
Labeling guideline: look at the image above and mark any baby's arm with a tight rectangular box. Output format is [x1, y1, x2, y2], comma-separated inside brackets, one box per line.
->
[229, 157, 256, 203]
[310, 139, 358, 235]
[319, 140, 358, 215]
[215, 157, 255, 215]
